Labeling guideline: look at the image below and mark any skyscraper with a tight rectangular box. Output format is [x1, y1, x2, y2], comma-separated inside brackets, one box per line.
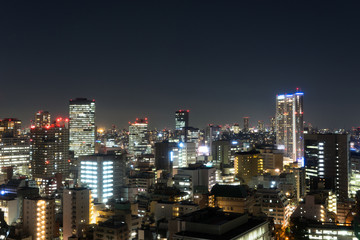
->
[30, 114, 70, 179]
[128, 118, 149, 156]
[243, 117, 249, 132]
[304, 134, 349, 201]
[69, 98, 96, 158]
[276, 90, 304, 166]
[175, 110, 189, 130]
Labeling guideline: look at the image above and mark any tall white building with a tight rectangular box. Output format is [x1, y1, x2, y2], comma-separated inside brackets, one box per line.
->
[69, 98, 96, 158]
[276, 90, 304, 166]
[128, 118, 150, 156]
[79, 154, 125, 203]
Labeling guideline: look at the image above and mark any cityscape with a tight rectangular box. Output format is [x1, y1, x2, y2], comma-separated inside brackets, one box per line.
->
[0, 91, 358, 240]
[1, 1, 360, 240]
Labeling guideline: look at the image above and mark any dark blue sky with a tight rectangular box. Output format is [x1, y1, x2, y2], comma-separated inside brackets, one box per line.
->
[1, 1, 359, 129]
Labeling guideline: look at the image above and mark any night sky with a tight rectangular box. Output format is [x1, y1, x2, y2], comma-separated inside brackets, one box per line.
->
[1, 1, 360, 130]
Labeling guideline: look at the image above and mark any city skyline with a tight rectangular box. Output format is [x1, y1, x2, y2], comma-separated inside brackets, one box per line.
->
[1, 1, 360, 129]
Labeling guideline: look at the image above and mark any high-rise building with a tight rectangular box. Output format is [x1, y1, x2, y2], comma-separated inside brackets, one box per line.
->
[155, 141, 177, 172]
[69, 98, 96, 158]
[175, 110, 189, 130]
[63, 188, 95, 239]
[211, 140, 230, 168]
[0, 137, 30, 175]
[128, 118, 149, 156]
[0, 118, 21, 138]
[30, 114, 70, 179]
[243, 117, 249, 132]
[257, 120, 265, 132]
[23, 197, 55, 240]
[276, 90, 304, 166]
[79, 154, 125, 203]
[0, 118, 29, 175]
[304, 134, 349, 201]
[35, 111, 51, 128]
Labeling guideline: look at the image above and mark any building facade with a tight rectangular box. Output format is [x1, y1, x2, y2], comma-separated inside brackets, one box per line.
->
[276, 90, 304, 166]
[69, 98, 96, 158]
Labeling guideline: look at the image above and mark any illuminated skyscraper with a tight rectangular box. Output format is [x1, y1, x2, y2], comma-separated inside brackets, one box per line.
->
[0, 118, 21, 137]
[128, 118, 149, 156]
[35, 110, 51, 128]
[275, 90, 304, 166]
[69, 98, 96, 158]
[30, 115, 70, 178]
[175, 110, 189, 130]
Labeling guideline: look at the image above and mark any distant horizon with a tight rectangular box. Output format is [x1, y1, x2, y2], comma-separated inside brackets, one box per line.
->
[1, 1, 359, 130]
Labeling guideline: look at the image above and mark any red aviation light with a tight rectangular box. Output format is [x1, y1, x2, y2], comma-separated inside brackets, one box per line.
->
[187, 110, 189, 112]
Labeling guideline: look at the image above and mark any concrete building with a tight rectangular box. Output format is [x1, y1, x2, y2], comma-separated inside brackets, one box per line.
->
[234, 151, 264, 184]
[211, 140, 230, 168]
[209, 184, 255, 214]
[23, 197, 55, 240]
[259, 148, 283, 171]
[63, 188, 95, 240]
[174, 165, 216, 195]
[256, 188, 291, 226]
[154, 201, 200, 221]
[30, 115, 70, 179]
[93, 219, 129, 240]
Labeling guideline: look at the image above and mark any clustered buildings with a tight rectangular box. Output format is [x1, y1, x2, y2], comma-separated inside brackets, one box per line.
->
[0, 90, 359, 240]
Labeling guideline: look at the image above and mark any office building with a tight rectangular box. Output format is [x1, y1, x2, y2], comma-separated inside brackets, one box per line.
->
[0, 137, 30, 175]
[30, 115, 70, 179]
[79, 154, 125, 203]
[275, 90, 304, 165]
[0, 118, 21, 138]
[69, 98, 96, 158]
[23, 197, 55, 240]
[63, 188, 95, 240]
[304, 134, 349, 201]
[174, 165, 216, 195]
[35, 111, 51, 128]
[172, 142, 196, 168]
[128, 118, 149, 156]
[154, 141, 177, 172]
[234, 151, 264, 184]
[175, 110, 189, 130]
[211, 140, 230, 168]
